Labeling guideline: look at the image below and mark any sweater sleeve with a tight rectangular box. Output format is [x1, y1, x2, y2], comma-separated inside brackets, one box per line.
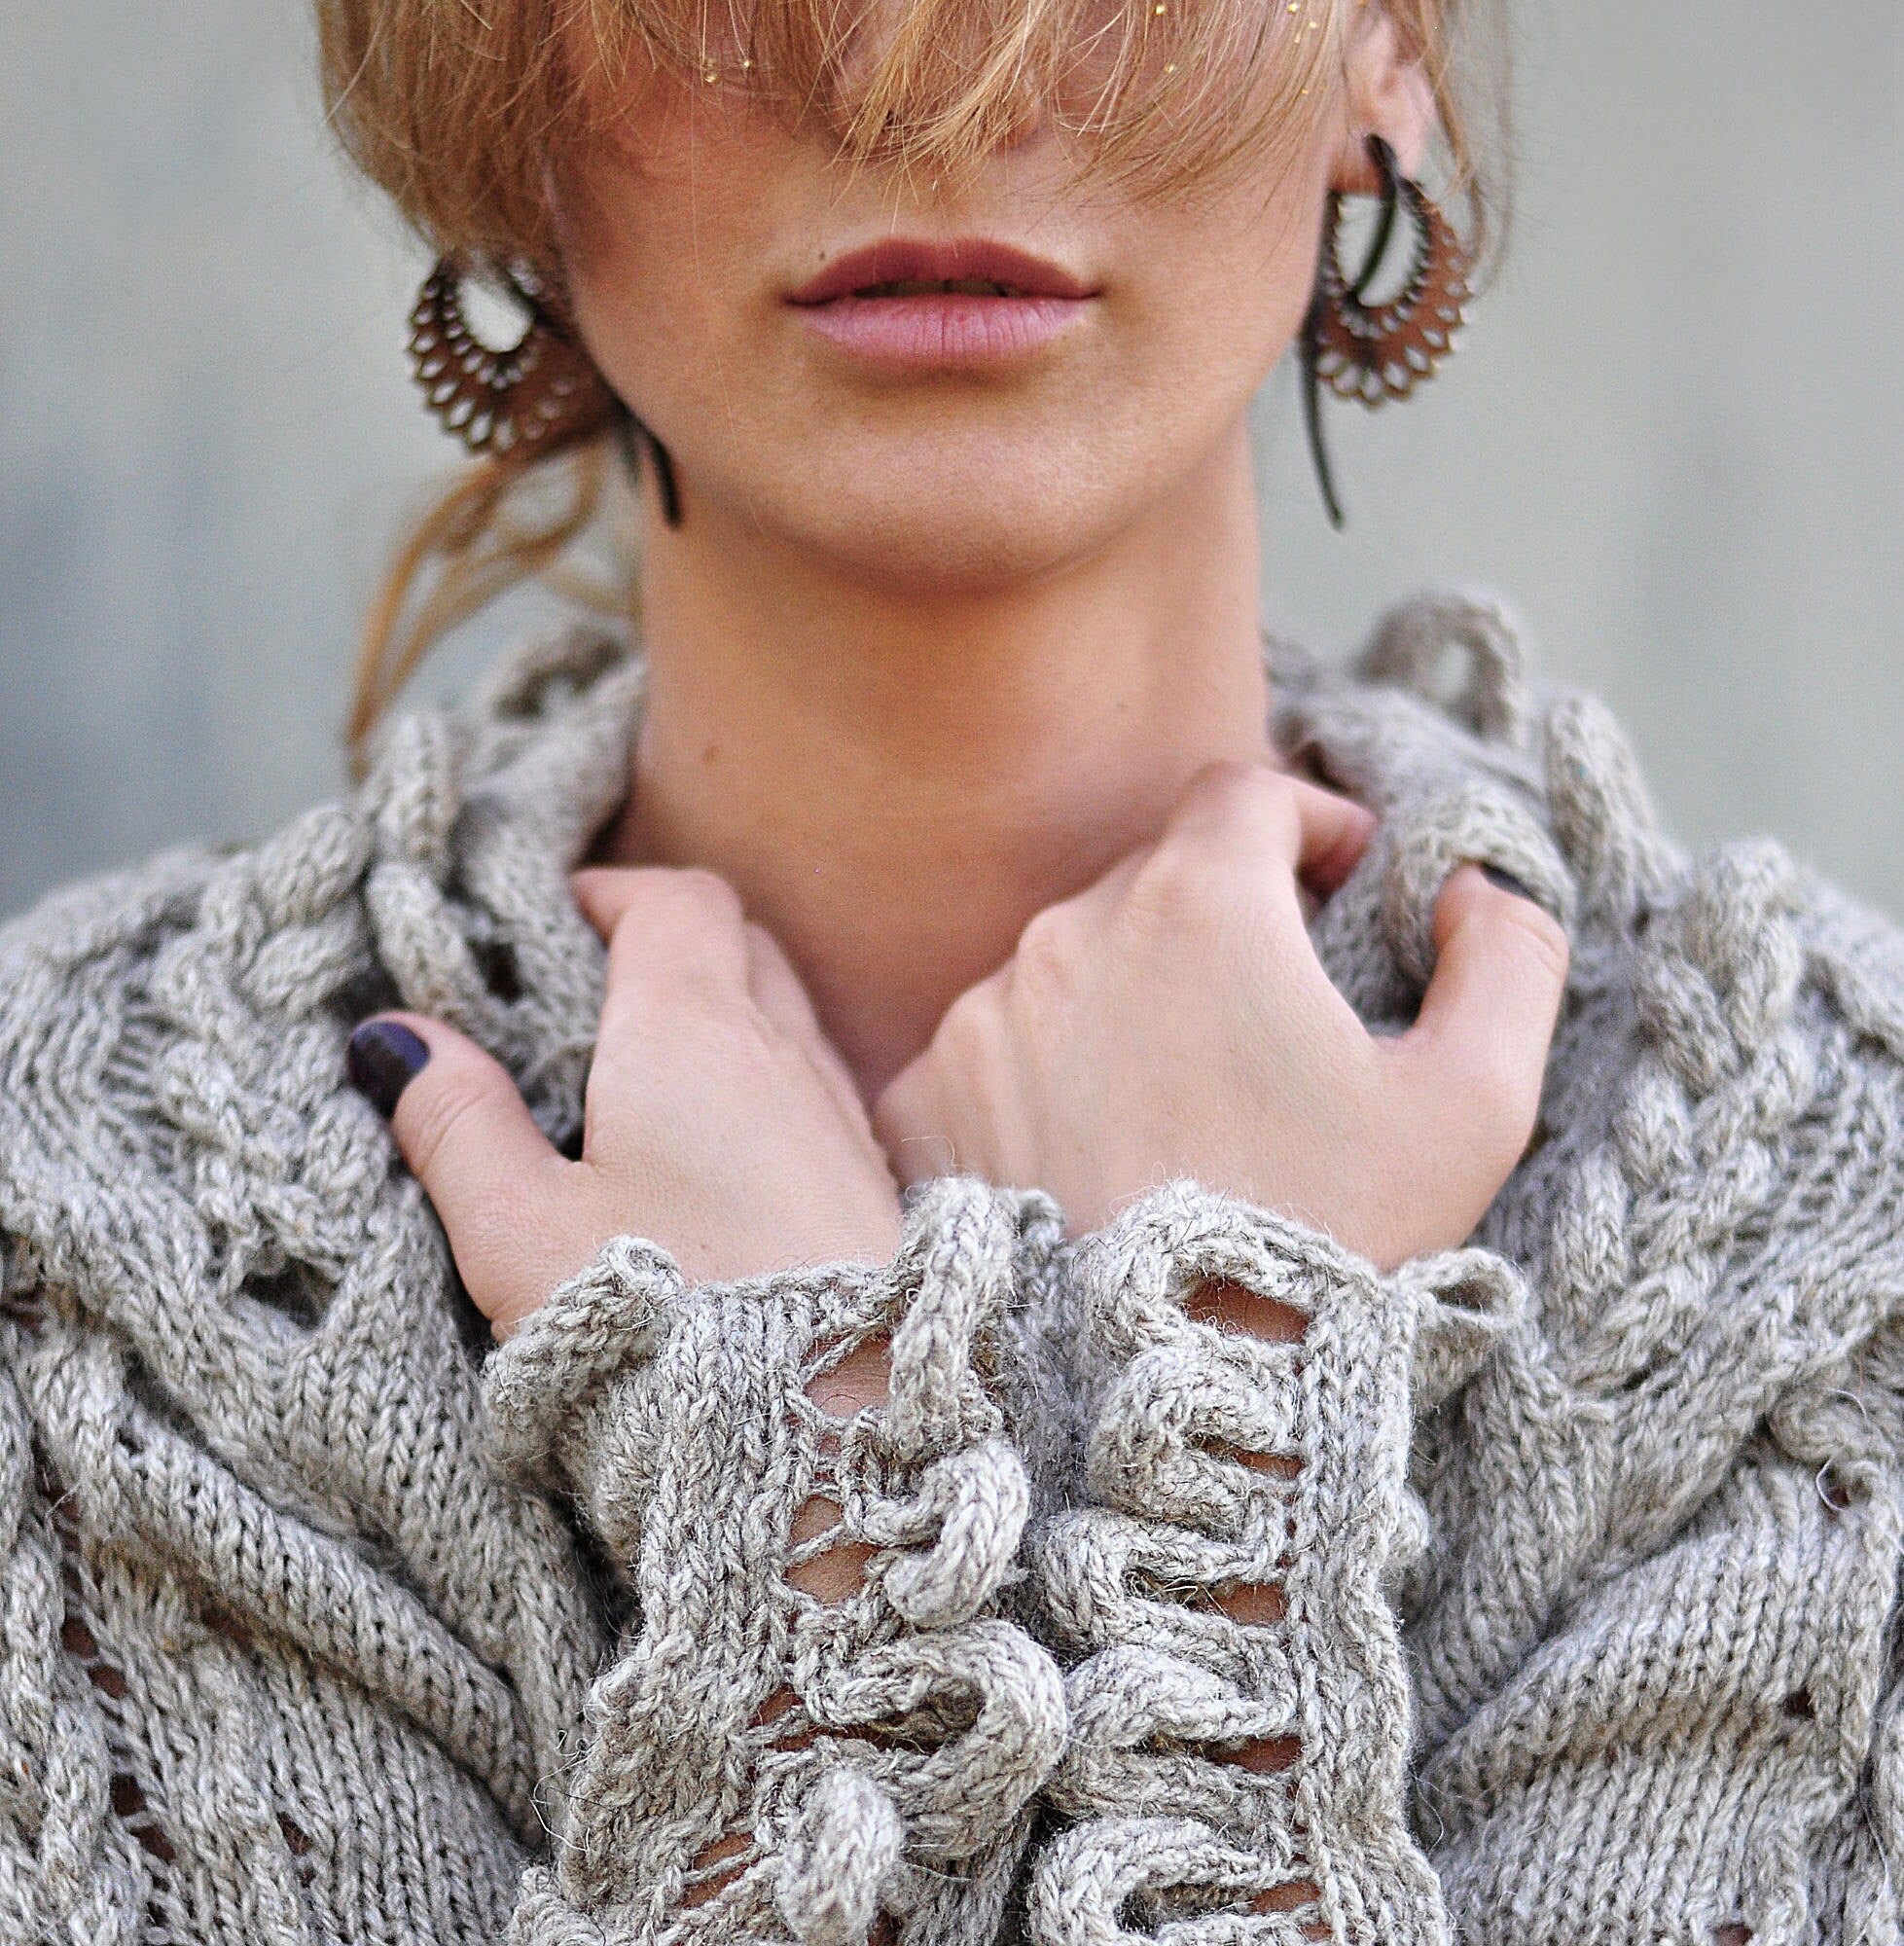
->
[476, 1173, 1071, 1946]
[1025, 1180, 1525, 1946]
[1405, 1232, 1904, 1946]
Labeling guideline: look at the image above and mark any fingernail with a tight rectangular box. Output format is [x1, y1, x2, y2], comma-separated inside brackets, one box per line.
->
[346, 1021, 430, 1118]
[1479, 863, 1537, 903]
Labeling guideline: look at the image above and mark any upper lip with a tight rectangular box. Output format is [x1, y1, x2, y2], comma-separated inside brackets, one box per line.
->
[786, 238, 1096, 305]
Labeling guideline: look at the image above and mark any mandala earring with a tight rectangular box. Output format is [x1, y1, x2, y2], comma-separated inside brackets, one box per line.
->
[1299, 134, 1473, 529]
[408, 256, 681, 524]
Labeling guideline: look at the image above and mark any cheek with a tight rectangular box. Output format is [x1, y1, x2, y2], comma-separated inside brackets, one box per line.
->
[556, 98, 784, 415]
[1096, 189, 1326, 440]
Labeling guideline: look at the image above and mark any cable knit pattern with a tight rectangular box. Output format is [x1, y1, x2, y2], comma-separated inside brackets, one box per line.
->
[1, 594, 1900, 1944]
[1270, 605, 1904, 1944]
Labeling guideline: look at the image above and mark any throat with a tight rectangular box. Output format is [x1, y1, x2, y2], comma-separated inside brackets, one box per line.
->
[606, 638, 1276, 1105]
[597, 424, 1277, 1104]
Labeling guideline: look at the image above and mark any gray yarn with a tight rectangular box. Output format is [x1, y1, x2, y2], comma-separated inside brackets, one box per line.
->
[1, 595, 1899, 1945]
[482, 1180, 1070, 1944]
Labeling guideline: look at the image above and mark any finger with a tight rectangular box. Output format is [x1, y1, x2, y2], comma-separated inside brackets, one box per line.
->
[576, 867, 754, 1043]
[1163, 762, 1376, 901]
[871, 1056, 960, 1188]
[1398, 864, 1570, 1134]
[574, 865, 749, 974]
[571, 865, 643, 942]
[742, 921, 874, 1138]
[347, 1013, 576, 1332]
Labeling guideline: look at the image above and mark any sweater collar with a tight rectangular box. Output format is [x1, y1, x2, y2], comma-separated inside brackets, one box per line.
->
[352, 596, 1643, 1136]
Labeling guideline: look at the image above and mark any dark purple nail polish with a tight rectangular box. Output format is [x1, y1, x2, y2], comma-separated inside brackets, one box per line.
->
[346, 1021, 430, 1118]
[1479, 863, 1537, 903]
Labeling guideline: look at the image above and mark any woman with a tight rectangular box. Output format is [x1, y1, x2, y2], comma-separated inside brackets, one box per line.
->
[2, 1, 1898, 1941]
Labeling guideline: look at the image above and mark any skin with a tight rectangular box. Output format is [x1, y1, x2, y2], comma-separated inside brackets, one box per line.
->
[358, 6, 1570, 1918]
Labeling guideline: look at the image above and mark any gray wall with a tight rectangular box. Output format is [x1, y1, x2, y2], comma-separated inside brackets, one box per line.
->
[4, 0, 1900, 921]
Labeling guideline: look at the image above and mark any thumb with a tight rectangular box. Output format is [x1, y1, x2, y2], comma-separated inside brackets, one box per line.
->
[346, 1015, 576, 1331]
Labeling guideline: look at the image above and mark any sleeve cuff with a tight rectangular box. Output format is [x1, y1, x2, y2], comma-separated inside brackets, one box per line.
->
[1044, 1180, 1526, 1942]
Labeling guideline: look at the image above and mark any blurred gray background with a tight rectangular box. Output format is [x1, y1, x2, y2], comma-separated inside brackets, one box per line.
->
[3, 0, 1899, 921]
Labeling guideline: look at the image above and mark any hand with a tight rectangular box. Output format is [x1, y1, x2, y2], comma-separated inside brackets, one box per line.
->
[874, 761, 1570, 1271]
[347, 866, 904, 1339]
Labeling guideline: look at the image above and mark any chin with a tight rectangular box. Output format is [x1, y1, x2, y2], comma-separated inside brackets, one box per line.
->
[800, 480, 1132, 594]
[722, 419, 1156, 594]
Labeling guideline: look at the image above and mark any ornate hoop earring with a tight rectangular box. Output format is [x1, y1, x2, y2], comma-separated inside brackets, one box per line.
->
[407, 256, 682, 524]
[1299, 135, 1474, 529]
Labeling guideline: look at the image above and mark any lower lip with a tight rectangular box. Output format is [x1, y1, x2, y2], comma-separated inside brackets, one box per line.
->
[791, 293, 1093, 369]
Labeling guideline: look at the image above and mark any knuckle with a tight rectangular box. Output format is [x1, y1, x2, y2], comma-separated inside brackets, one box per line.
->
[612, 866, 743, 938]
[1129, 842, 1224, 929]
[1156, 768, 1296, 885]
[604, 871, 749, 999]
[937, 981, 1001, 1064]
[669, 866, 744, 919]
[402, 1070, 494, 1182]
[1013, 906, 1075, 992]
[1460, 1038, 1547, 1154]
[1199, 758, 1295, 823]
[1180, 756, 1268, 812]
[1504, 897, 1572, 987]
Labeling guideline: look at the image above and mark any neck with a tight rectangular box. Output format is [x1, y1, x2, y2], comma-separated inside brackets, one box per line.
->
[603, 423, 1278, 1101]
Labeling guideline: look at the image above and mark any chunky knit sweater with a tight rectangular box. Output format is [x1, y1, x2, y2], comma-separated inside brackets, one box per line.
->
[3, 595, 1900, 1946]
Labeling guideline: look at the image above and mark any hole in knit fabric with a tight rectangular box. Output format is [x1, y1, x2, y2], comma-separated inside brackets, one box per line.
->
[1217, 1581, 1289, 1627]
[243, 1260, 332, 1332]
[790, 1334, 891, 1603]
[1230, 1734, 1302, 1775]
[1781, 1688, 1815, 1721]
[1252, 1874, 1328, 1940]
[1712, 1926, 1753, 1946]
[44, 1444, 318, 1929]
[42, 1450, 185, 1928]
[110, 1774, 178, 1864]
[682, 1830, 757, 1907]
[1178, 1279, 1307, 1781]
[1183, 1279, 1309, 1345]
[1133, 1867, 1324, 1939]
[1817, 1463, 1857, 1520]
[685, 1332, 899, 1915]
[470, 935, 525, 1005]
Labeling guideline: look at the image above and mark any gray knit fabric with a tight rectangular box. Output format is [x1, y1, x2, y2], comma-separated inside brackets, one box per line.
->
[483, 1181, 1070, 1945]
[1, 595, 1899, 1945]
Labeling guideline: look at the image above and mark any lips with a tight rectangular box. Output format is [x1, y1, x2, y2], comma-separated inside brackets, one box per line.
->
[786, 238, 1097, 369]
[786, 238, 1096, 306]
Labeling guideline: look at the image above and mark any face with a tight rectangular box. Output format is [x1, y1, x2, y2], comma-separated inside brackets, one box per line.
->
[552, 19, 1423, 594]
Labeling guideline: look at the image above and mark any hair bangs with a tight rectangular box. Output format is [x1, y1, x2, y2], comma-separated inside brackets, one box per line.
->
[319, 0, 1486, 280]
[566, 0, 1351, 202]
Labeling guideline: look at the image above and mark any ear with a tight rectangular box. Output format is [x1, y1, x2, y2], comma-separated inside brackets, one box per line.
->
[1328, 12, 1438, 194]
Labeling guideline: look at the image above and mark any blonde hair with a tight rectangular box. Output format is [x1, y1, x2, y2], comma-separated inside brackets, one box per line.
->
[319, 0, 1506, 756]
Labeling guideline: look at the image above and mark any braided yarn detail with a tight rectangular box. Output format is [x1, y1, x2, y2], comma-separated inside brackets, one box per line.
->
[1275, 595, 1904, 1942]
[0, 630, 638, 1943]
[1029, 1185, 1522, 1946]
[4, 599, 1904, 1944]
[484, 1175, 1071, 1945]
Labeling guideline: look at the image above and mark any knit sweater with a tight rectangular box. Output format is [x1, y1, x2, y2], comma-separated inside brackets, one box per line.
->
[2, 595, 1899, 1946]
